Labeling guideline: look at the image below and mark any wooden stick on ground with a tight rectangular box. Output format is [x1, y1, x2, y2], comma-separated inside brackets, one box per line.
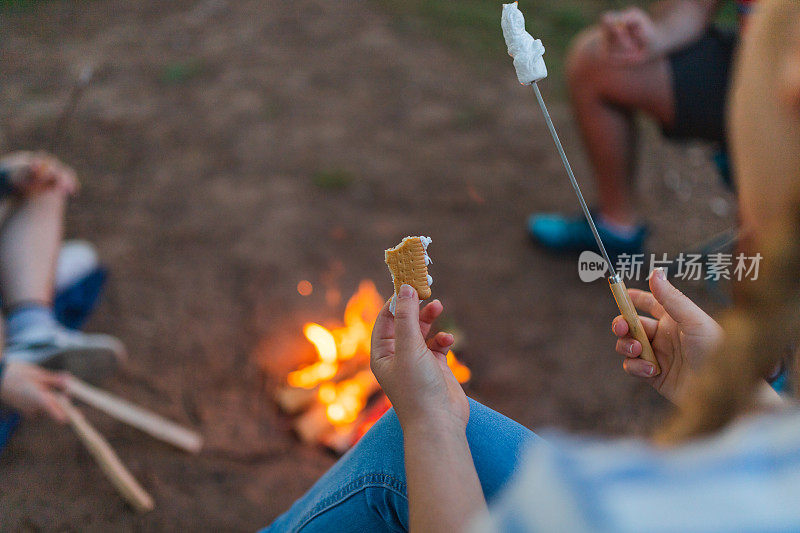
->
[57, 394, 154, 513]
[275, 385, 317, 414]
[65, 376, 203, 454]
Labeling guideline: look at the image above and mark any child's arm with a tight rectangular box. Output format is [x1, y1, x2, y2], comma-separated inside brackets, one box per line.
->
[370, 286, 486, 532]
[612, 268, 788, 409]
[611, 268, 724, 406]
[403, 417, 485, 533]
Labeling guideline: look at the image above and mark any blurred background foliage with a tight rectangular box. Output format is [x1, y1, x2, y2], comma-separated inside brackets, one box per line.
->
[0, 0, 42, 10]
[0, 0, 738, 86]
[378, 0, 737, 84]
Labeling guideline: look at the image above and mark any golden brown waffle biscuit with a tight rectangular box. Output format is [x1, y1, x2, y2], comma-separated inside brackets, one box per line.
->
[385, 236, 432, 300]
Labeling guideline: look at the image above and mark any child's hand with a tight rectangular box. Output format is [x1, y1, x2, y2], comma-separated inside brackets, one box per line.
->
[370, 285, 466, 432]
[0, 151, 79, 197]
[612, 268, 723, 405]
[0, 361, 69, 423]
[600, 8, 662, 65]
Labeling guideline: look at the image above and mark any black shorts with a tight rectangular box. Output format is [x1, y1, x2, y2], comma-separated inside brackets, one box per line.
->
[664, 26, 737, 143]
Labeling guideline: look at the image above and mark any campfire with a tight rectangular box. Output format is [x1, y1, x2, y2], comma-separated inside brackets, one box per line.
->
[276, 280, 470, 454]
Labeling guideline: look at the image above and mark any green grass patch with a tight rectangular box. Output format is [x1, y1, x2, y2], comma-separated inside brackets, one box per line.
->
[0, 0, 44, 11]
[159, 59, 206, 85]
[312, 169, 356, 190]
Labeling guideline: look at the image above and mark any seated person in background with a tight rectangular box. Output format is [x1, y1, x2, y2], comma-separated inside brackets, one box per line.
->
[528, 0, 752, 257]
[265, 1, 800, 530]
[0, 151, 125, 422]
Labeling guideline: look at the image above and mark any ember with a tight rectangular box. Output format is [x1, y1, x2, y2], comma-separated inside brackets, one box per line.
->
[277, 280, 470, 453]
[297, 280, 313, 296]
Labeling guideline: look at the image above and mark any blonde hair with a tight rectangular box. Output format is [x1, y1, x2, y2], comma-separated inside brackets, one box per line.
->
[656, 0, 800, 445]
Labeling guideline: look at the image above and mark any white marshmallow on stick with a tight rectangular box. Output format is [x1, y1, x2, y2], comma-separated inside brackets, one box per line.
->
[500, 2, 662, 375]
[501, 2, 547, 85]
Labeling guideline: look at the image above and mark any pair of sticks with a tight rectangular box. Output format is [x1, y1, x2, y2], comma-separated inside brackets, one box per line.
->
[57, 376, 203, 513]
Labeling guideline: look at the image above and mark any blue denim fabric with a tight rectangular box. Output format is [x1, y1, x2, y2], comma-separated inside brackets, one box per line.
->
[264, 398, 537, 532]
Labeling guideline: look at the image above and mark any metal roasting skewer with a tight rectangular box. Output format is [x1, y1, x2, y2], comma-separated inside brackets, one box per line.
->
[531, 82, 617, 279]
[502, 0, 659, 372]
[529, 81, 661, 374]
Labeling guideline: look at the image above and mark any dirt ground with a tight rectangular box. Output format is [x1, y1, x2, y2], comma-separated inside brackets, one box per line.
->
[0, 0, 735, 530]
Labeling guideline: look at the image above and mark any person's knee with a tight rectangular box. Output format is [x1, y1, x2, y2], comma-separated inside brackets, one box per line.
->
[566, 27, 603, 90]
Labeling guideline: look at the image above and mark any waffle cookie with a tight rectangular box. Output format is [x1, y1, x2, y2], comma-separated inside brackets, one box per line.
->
[385, 237, 432, 312]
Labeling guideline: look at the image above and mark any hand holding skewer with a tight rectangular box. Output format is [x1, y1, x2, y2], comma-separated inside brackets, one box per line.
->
[611, 268, 723, 404]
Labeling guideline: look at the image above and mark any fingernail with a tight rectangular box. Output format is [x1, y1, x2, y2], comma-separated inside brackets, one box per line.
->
[629, 344, 635, 354]
[654, 268, 666, 280]
[399, 284, 414, 299]
[645, 364, 655, 376]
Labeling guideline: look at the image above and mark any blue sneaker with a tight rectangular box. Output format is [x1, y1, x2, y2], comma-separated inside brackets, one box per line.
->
[527, 212, 647, 258]
[0, 411, 20, 457]
[4, 324, 126, 382]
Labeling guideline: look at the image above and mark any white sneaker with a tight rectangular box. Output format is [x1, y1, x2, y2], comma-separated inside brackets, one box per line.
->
[4, 324, 126, 382]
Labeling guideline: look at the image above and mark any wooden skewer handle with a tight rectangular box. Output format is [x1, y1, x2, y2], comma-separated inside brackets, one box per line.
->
[608, 276, 661, 375]
[57, 395, 155, 513]
[66, 377, 203, 454]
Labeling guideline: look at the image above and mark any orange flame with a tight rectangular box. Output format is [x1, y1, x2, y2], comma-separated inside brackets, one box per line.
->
[447, 351, 471, 383]
[317, 370, 376, 425]
[286, 281, 381, 391]
[287, 280, 470, 427]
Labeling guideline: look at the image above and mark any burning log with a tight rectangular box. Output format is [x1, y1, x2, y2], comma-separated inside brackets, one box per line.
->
[278, 280, 471, 453]
[293, 369, 382, 443]
[322, 395, 392, 454]
[275, 386, 317, 415]
[294, 403, 330, 444]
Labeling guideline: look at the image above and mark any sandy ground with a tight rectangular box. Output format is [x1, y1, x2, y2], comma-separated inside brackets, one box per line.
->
[0, 0, 734, 530]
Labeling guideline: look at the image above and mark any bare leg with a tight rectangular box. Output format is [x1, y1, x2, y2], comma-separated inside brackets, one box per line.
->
[566, 28, 676, 226]
[0, 189, 66, 307]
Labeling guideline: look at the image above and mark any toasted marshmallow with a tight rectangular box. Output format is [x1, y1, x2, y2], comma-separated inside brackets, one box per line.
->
[501, 2, 547, 84]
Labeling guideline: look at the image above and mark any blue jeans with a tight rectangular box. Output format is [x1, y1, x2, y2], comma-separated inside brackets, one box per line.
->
[264, 398, 538, 532]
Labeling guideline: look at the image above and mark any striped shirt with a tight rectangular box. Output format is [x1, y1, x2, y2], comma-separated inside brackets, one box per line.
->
[471, 408, 800, 532]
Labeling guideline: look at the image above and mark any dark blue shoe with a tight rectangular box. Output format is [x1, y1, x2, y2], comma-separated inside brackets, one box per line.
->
[527, 212, 647, 259]
[53, 267, 107, 330]
[0, 411, 21, 457]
